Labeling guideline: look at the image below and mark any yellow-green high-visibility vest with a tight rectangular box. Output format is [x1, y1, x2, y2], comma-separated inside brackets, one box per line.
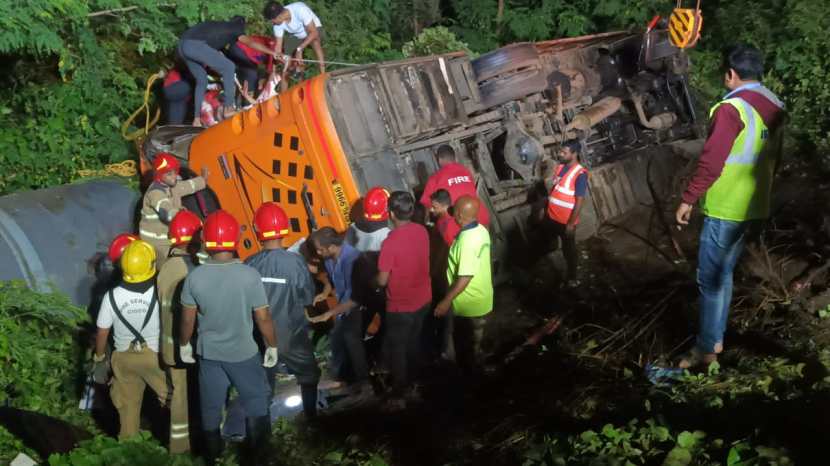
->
[701, 85, 784, 221]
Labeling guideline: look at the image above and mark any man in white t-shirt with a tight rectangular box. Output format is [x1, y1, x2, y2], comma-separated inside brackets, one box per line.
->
[93, 240, 168, 440]
[263, 1, 325, 87]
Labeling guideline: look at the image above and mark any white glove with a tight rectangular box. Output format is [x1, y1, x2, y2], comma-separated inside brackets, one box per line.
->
[180, 343, 195, 364]
[263, 347, 279, 368]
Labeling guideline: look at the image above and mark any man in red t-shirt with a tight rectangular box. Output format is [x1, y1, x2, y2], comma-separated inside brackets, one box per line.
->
[430, 189, 461, 246]
[377, 191, 431, 407]
[419, 145, 490, 227]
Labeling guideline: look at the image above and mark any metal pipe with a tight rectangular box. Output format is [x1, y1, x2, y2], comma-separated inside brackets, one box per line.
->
[631, 93, 677, 130]
[565, 96, 622, 131]
[0, 181, 139, 306]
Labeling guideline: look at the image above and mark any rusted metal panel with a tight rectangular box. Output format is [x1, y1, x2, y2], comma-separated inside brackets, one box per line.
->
[588, 146, 685, 225]
[326, 54, 471, 162]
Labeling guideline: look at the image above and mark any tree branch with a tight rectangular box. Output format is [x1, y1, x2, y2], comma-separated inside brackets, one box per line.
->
[88, 6, 139, 18]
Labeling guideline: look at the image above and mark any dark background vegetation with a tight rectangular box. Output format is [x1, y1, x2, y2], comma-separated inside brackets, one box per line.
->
[0, 0, 828, 195]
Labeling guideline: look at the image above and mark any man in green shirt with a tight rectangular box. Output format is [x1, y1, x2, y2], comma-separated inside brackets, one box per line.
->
[435, 195, 493, 374]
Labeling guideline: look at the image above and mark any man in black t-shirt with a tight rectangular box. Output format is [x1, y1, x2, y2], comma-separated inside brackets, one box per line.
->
[177, 16, 275, 127]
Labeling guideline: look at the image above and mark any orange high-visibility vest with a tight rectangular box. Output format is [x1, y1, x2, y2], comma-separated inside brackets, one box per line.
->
[547, 163, 587, 224]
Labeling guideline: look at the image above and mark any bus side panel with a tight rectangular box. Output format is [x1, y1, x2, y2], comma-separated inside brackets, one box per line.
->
[186, 75, 362, 260]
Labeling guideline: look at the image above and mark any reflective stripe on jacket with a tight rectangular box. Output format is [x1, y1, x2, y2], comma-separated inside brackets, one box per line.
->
[701, 86, 784, 221]
[547, 163, 587, 224]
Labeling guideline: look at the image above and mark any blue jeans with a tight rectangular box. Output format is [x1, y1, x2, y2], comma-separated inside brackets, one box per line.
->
[695, 217, 758, 353]
[198, 354, 269, 431]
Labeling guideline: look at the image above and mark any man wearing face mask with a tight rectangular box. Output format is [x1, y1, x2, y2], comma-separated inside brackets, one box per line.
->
[675, 44, 785, 369]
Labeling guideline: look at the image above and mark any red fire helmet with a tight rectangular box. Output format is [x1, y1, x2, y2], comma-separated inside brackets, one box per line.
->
[202, 210, 240, 251]
[363, 187, 390, 221]
[168, 210, 203, 246]
[108, 233, 138, 263]
[253, 202, 290, 241]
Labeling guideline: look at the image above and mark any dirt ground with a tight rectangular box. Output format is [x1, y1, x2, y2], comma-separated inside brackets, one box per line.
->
[302, 155, 830, 466]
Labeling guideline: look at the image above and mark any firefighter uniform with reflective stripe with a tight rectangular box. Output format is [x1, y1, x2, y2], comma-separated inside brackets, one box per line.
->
[139, 177, 206, 266]
[547, 163, 588, 224]
[701, 85, 784, 221]
[157, 252, 196, 453]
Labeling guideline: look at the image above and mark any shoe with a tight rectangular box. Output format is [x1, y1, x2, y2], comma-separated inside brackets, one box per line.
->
[677, 347, 717, 370]
[242, 415, 271, 466]
[202, 429, 224, 466]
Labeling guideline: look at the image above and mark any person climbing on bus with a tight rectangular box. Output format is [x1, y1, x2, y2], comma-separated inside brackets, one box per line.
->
[139, 153, 209, 267]
[177, 15, 278, 127]
[263, 2, 325, 91]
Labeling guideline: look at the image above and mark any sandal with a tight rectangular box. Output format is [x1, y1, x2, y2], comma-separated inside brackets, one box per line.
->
[677, 347, 717, 370]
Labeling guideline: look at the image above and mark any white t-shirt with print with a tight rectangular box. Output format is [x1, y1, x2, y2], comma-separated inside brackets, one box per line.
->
[96, 286, 160, 352]
[272, 2, 322, 39]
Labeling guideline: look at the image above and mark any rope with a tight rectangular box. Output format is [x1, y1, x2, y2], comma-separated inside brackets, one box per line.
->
[77, 160, 138, 178]
[280, 55, 363, 67]
[122, 72, 163, 141]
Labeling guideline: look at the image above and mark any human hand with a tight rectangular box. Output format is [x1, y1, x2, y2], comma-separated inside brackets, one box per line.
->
[263, 347, 279, 368]
[434, 299, 451, 317]
[675, 202, 693, 228]
[565, 223, 576, 236]
[180, 343, 195, 364]
[312, 292, 327, 305]
[92, 353, 110, 385]
[201, 167, 210, 179]
[311, 310, 334, 323]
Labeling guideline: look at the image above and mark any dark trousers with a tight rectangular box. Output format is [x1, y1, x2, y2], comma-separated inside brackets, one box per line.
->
[226, 44, 259, 97]
[177, 39, 237, 119]
[382, 304, 429, 393]
[453, 314, 488, 374]
[542, 218, 578, 280]
[198, 354, 269, 431]
[162, 80, 192, 125]
[265, 326, 321, 390]
[330, 308, 369, 383]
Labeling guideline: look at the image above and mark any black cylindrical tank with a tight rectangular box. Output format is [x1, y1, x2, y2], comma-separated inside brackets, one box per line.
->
[0, 180, 139, 307]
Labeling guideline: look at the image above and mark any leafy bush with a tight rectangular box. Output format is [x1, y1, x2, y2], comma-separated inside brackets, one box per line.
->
[402, 27, 470, 58]
[520, 418, 793, 466]
[0, 281, 91, 463]
[47, 432, 198, 466]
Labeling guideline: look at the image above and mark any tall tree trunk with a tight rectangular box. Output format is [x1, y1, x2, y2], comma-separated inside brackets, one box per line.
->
[497, 0, 505, 36]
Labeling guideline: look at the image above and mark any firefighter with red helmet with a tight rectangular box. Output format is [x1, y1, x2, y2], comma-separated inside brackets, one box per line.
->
[179, 210, 277, 465]
[245, 202, 321, 418]
[345, 186, 391, 253]
[343, 187, 390, 346]
[156, 210, 202, 453]
[139, 153, 209, 268]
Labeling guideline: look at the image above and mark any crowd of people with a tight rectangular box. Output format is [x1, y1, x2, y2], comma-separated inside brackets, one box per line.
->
[161, 1, 326, 128]
[89, 41, 784, 465]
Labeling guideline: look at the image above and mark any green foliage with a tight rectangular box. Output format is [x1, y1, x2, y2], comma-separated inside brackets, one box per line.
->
[520, 418, 792, 466]
[47, 432, 198, 466]
[402, 26, 470, 58]
[0, 281, 91, 463]
[695, 0, 830, 159]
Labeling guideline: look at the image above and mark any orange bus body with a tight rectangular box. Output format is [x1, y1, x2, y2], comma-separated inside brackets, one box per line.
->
[186, 75, 361, 259]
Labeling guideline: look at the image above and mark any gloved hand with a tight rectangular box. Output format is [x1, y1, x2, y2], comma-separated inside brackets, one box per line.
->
[180, 343, 196, 364]
[263, 347, 279, 368]
[92, 353, 110, 385]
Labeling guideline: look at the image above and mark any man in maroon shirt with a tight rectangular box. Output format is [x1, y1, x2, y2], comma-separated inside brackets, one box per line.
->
[675, 44, 785, 369]
[419, 145, 490, 227]
[377, 191, 432, 408]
